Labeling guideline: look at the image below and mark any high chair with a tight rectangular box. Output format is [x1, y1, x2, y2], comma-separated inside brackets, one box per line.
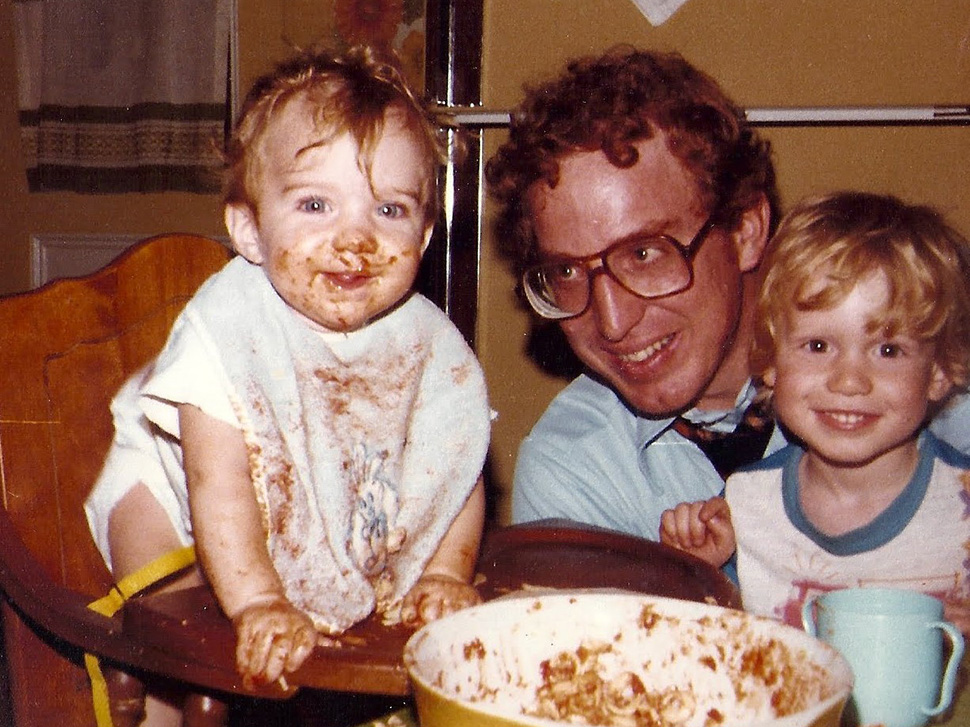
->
[0, 234, 289, 726]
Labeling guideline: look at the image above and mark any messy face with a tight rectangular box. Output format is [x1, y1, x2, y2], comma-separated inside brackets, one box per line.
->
[767, 270, 952, 469]
[227, 98, 434, 332]
[527, 136, 763, 415]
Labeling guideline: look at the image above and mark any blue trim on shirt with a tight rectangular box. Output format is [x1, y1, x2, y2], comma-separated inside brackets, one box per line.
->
[739, 444, 792, 472]
[780, 433, 942, 556]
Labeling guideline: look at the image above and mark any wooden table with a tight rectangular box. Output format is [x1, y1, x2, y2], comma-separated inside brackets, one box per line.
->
[122, 522, 739, 698]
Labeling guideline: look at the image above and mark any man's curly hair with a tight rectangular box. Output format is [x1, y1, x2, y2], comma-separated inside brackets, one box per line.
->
[484, 46, 778, 271]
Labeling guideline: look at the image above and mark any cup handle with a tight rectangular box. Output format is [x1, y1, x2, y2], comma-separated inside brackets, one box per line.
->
[922, 620, 965, 717]
[801, 594, 820, 636]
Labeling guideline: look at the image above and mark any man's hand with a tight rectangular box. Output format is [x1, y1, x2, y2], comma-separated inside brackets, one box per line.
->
[659, 496, 736, 568]
[399, 573, 482, 627]
[232, 598, 317, 689]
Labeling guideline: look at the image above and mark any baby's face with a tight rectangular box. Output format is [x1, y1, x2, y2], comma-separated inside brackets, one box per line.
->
[230, 97, 434, 332]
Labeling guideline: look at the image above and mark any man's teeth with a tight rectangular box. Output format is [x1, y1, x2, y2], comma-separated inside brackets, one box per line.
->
[619, 334, 674, 363]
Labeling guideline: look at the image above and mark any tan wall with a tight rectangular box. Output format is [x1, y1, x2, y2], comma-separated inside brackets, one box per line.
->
[478, 0, 970, 522]
[1, 0, 968, 524]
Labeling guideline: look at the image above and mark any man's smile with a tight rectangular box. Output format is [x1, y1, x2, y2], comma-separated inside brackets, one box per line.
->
[616, 333, 676, 364]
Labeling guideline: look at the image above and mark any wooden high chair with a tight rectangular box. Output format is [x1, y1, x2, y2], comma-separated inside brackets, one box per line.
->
[0, 234, 289, 726]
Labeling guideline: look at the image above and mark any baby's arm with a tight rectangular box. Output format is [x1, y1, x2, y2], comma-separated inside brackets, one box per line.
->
[659, 496, 736, 568]
[399, 476, 485, 627]
[180, 404, 316, 688]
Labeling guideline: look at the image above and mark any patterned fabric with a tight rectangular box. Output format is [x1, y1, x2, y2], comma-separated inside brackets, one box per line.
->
[671, 397, 774, 479]
[12, 0, 230, 193]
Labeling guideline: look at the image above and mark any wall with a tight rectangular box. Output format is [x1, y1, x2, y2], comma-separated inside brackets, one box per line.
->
[0, 0, 318, 296]
[2, 0, 967, 524]
[0, 0, 232, 295]
[477, 0, 970, 522]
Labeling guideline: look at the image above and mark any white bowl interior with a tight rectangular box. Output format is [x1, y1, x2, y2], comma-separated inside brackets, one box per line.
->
[404, 590, 853, 727]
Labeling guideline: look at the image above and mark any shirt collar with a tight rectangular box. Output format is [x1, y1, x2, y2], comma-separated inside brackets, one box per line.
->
[635, 378, 759, 447]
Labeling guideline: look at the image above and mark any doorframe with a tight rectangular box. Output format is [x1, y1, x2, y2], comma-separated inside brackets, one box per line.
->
[422, 0, 484, 345]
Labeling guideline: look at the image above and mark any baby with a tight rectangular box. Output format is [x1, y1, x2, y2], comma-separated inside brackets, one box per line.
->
[661, 191, 970, 634]
[85, 45, 491, 710]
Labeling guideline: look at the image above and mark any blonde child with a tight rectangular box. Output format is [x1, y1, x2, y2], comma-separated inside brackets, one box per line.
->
[85, 45, 490, 721]
[660, 191, 970, 633]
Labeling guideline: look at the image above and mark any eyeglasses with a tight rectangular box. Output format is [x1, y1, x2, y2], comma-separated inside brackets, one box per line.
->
[521, 211, 721, 320]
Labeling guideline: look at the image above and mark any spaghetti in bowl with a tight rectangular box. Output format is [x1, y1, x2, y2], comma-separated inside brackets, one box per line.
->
[403, 590, 852, 727]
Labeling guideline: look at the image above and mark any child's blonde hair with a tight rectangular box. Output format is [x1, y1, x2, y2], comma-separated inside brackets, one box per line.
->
[223, 45, 449, 222]
[752, 191, 970, 393]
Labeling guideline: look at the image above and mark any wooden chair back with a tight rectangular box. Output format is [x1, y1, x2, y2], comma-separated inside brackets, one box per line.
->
[0, 234, 232, 727]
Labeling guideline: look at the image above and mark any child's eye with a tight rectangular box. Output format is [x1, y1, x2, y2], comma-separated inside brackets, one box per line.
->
[805, 339, 828, 353]
[300, 198, 329, 213]
[878, 342, 903, 358]
[378, 202, 407, 218]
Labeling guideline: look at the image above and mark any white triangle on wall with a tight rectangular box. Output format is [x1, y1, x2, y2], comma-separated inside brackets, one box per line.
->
[629, 0, 689, 25]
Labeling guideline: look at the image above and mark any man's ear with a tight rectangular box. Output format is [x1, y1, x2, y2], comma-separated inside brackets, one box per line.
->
[224, 203, 263, 264]
[732, 194, 771, 273]
[762, 366, 777, 389]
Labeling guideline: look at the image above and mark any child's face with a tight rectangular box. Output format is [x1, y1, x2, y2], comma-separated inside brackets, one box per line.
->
[227, 96, 434, 332]
[766, 270, 952, 468]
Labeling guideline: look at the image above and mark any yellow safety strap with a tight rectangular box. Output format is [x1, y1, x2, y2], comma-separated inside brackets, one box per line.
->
[85, 545, 197, 727]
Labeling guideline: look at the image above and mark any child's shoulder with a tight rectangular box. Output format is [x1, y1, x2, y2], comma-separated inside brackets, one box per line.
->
[924, 429, 970, 470]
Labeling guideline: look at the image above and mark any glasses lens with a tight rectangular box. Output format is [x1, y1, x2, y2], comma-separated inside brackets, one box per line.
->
[522, 235, 695, 319]
[523, 264, 589, 319]
[607, 237, 691, 298]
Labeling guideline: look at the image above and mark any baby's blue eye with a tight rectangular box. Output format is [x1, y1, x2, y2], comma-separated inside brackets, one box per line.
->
[378, 203, 406, 218]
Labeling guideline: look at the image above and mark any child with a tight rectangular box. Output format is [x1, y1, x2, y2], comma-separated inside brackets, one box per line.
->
[84, 44, 491, 710]
[660, 191, 970, 634]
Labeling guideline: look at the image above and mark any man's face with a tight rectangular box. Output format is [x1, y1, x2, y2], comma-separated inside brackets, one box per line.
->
[527, 135, 763, 416]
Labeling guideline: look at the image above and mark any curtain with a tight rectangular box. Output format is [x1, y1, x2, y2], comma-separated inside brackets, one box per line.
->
[13, 0, 231, 194]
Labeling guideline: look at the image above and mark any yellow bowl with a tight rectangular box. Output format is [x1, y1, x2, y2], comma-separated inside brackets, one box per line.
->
[404, 590, 853, 727]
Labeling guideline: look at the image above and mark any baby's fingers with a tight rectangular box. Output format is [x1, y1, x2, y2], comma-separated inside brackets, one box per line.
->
[238, 625, 304, 686]
[420, 584, 480, 622]
[233, 604, 316, 687]
[236, 621, 281, 684]
[284, 626, 317, 673]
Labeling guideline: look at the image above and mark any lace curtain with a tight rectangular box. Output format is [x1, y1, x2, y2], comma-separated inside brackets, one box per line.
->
[13, 0, 231, 194]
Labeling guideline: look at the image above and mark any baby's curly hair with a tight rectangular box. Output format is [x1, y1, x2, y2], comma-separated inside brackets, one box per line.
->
[484, 45, 778, 270]
[223, 45, 449, 222]
[753, 191, 970, 395]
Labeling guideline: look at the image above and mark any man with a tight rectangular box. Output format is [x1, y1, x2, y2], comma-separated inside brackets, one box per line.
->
[484, 45, 969, 540]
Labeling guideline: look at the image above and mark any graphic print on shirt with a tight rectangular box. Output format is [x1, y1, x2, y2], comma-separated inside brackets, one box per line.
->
[350, 444, 407, 576]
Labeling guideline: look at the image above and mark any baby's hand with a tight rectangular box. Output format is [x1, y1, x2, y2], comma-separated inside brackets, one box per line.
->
[943, 596, 970, 637]
[231, 598, 317, 689]
[399, 573, 482, 627]
[659, 496, 735, 567]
